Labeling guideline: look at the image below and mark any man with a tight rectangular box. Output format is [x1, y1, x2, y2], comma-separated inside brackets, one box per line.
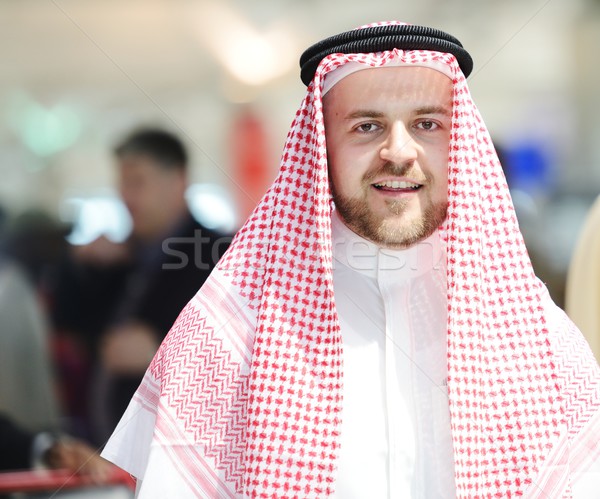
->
[102, 23, 600, 497]
[51, 128, 231, 443]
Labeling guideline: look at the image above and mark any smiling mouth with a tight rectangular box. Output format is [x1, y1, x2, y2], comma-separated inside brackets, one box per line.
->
[372, 180, 422, 192]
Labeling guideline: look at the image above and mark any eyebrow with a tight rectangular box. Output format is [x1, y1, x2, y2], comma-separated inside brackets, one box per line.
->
[413, 105, 452, 117]
[345, 110, 385, 120]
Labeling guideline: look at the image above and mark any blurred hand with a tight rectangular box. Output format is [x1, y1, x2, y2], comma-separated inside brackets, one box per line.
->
[45, 439, 114, 484]
[101, 323, 159, 375]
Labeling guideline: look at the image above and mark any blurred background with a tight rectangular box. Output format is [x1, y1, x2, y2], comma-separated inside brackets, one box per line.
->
[1, 0, 600, 305]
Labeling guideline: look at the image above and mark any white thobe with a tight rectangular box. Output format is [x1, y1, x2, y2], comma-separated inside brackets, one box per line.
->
[331, 212, 456, 498]
[106, 212, 600, 498]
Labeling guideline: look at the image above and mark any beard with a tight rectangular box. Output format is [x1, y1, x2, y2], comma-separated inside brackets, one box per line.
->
[333, 193, 447, 249]
[331, 163, 448, 249]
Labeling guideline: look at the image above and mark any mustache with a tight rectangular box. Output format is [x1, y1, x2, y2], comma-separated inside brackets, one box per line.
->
[363, 162, 425, 183]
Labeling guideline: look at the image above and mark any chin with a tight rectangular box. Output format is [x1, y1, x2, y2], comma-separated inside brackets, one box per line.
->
[375, 220, 429, 248]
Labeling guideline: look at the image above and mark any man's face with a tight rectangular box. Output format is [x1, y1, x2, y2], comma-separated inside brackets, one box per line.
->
[118, 153, 186, 240]
[323, 66, 453, 249]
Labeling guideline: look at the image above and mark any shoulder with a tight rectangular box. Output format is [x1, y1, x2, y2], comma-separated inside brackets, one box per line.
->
[184, 214, 235, 259]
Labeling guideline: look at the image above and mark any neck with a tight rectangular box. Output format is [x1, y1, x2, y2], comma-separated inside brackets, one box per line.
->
[331, 210, 444, 280]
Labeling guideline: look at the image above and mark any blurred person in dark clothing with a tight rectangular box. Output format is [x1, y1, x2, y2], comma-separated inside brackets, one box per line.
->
[3, 208, 71, 298]
[51, 128, 232, 443]
[0, 208, 115, 489]
[0, 206, 61, 435]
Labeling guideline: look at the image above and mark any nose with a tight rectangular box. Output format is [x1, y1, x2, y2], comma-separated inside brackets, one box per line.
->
[379, 122, 418, 164]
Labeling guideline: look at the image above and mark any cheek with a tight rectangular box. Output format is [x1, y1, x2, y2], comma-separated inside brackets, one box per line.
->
[422, 161, 448, 204]
[326, 127, 375, 197]
[129, 187, 157, 214]
[428, 144, 449, 188]
[433, 167, 449, 202]
[326, 137, 343, 191]
[120, 189, 138, 210]
[328, 159, 343, 195]
[328, 154, 356, 198]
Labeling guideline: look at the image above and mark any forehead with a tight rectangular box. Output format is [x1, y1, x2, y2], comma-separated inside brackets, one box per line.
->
[118, 154, 165, 175]
[323, 66, 453, 112]
[117, 154, 174, 187]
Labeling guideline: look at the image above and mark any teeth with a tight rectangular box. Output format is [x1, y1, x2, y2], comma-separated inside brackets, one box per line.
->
[374, 180, 420, 189]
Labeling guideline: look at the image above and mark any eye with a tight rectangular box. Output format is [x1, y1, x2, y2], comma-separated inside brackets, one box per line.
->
[355, 122, 381, 133]
[416, 120, 439, 131]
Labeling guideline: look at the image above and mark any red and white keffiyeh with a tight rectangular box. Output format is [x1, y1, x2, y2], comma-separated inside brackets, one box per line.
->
[103, 21, 600, 498]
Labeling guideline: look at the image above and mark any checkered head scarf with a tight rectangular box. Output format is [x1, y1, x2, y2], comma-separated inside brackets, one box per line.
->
[103, 21, 600, 498]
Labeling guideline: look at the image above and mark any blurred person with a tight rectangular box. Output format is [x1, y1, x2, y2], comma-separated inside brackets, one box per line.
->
[102, 23, 599, 498]
[0, 208, 117, 494]
[0, 206, 60, 434]
[50, 128, 232, 443]
[3, 208, 71, 300]
[566, 194, 600, 364]
[0, 412, 111, 483]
